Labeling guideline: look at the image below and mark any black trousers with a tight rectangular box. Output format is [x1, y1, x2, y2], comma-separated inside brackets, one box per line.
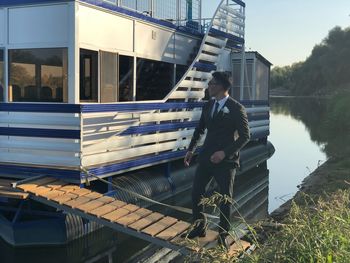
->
[192, 161, 236, 233]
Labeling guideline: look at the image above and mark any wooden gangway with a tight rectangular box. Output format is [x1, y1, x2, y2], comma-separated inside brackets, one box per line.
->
[0, 179, 29, 199]
[14, 177, 252, 257]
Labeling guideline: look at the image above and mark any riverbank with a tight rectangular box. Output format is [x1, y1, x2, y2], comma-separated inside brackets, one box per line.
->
[243, 156, 350, 262]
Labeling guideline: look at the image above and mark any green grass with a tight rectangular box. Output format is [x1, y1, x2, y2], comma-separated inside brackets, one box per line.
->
[185, 158, 350, 263]
[245, 190, 350, 263]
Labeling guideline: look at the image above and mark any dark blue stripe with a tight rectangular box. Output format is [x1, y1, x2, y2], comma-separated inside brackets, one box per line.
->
[0, 0, 71, 6]
[193, 62, 217, 72]
[81, 102, 205, 113]
[251, 130, 270, 139]
[241, 100, 269, 106]
[0, 103, 81, 113]
[0, 101, 268, 113]
[85, 149, 191, 178]
[0, 164, 80, 181]
[209, 28, 245, 44]
[120, 113, 268, 136]
[120, 121, 199, 136]
[232, 0, 246, 8]
[249, 113, 270, 121]
[0, 127, 81, 139]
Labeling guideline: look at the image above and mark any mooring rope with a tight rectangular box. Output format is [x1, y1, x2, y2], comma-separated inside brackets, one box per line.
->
[80, 167, 219, 219]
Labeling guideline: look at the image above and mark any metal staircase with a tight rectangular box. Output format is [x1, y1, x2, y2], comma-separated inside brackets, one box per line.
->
[165, 0, 245, 102]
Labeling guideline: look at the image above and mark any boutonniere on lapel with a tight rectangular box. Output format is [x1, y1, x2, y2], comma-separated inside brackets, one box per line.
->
[221, 106, 230, 114]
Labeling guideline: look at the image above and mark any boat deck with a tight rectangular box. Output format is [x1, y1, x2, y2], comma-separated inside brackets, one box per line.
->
[14, 177, 252, 257]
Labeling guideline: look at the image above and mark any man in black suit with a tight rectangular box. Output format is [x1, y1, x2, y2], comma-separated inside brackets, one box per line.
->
[182, 72, 251, 248]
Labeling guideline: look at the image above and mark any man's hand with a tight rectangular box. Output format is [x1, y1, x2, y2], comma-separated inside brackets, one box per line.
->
[210, 151, 226, 164]
[184, 151, 194, 167]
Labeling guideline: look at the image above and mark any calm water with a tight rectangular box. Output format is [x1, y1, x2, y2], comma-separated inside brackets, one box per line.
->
[1, 97, 339, 263]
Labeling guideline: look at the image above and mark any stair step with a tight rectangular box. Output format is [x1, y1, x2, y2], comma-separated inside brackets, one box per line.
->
[178, 79, 208, 89]
[198, 53, 218, 63]
[205, 35, 226, 47]
[217, 11, 245, 27]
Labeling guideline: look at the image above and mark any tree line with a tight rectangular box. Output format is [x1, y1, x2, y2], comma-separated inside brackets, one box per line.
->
[271, 26, 350, 96]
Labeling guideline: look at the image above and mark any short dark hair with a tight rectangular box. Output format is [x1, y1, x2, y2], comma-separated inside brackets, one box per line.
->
[212, 71, 232, 91]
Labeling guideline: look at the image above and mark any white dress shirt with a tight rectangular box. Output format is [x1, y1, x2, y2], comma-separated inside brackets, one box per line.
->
[211, 95, 229, 118]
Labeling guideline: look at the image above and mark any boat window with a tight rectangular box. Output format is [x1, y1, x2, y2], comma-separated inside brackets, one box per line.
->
[136, 58, 174, 101]
[119, 55, 134, 102]
[100, 51, 118, 103]
[0, 49, 3, 102]
[80, 49, 98, 102]
[8, 48, 68, 103]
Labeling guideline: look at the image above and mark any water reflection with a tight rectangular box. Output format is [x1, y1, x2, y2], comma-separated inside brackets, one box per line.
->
[270, 97, 350, 158]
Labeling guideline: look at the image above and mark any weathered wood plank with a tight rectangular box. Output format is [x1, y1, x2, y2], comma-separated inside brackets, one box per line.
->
[17, 177, 58, 192]
[157, 221, 190, 241]
[0, 189, 29, 199]
[84, 192, 103, 199]
[64, 196, 95, 208]
[228, 240, 251, 257]
[129, 212, 164, 231]
[76, 199, 107, 212]
[115, 208, 153, 226]
[69, 188, 92, 196]
[102, 208, 130, 222]
[122, 204, 139, 212]
[51, 193, 79, 204]
[87, 199, 127, 217]
[40, 189, 66, 200]
[143, 217, 178, 237]
[193, 230, 219, 251]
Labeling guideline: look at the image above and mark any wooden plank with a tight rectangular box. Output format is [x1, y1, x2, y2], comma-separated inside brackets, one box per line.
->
[228, 240, 251, 257]
[51, 193, 79, 204]
[76, 199, 107, 213]
[102, 208, 131, 222]
[56, 184, 81, 193]
[40, 189, 66, 200]
[84, 192, 103, 199]
[96, 196, 116, 203]
[122, 204, 140, 212]
[64, 196, 95, 208]
[0, 189, 29, 199]
[143, 217, 178, 237]
[69, 188, 92, 196]
[157, 221, 190, 241]
[88, 199, 127, 217]
[17, 177, 58, 192]
[129, 212, 164, 231]
[115, 208, 152, 226]
[193, 230, 219, 251]
[89, 204, 119, 218]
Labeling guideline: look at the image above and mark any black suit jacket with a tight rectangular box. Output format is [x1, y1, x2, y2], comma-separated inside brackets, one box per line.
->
[188, 96, 251, 168]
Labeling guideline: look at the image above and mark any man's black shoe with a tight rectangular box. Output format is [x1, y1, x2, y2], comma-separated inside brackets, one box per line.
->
[181, 225, 206, 239]
[218, 234, 230, 250]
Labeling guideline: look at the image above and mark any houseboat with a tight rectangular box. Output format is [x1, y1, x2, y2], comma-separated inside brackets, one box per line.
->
[0, 0, 274, 246]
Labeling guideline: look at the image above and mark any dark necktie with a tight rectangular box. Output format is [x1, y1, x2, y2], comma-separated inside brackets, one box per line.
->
[212, 101, 220, 118]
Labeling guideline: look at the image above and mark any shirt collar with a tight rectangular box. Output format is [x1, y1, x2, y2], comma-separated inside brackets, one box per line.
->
[213, 95, 229, 106]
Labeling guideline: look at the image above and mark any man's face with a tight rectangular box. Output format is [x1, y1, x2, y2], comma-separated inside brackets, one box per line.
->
[208, 78, 223, 97]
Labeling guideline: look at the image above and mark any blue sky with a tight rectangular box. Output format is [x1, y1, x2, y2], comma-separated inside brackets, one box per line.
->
[202, 0, 350, 67]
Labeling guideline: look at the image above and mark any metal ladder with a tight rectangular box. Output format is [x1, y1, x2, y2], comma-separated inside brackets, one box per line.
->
[165, 0, 246, 102]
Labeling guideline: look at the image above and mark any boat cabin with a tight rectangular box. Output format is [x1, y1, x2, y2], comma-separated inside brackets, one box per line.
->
[0, 0, 270, 184]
